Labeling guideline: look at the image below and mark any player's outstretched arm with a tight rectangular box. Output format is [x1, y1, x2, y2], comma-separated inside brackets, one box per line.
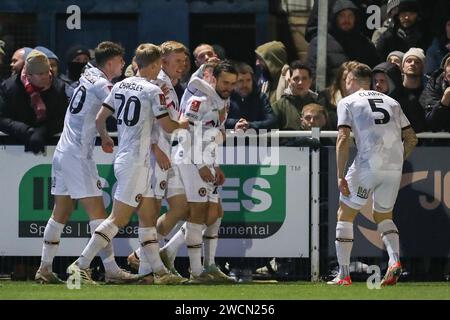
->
[336, 126, 351, 196]
[218, 108, 227, 141]
[96, 106, 114, 153]
[158, 115, 189, 134]
[402, 127, 418, 160]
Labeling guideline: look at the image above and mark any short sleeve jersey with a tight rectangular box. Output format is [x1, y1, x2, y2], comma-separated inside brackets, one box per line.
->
[180, 88, 226, 165]
[56, 67, 112, 159]
[337, 90, 410, 170]
[103, 76, 168, 165]
[151, 69, 181, 152]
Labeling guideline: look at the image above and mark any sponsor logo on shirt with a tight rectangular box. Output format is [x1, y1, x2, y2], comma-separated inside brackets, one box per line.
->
[357, 186, 371, 199]
[186, 112, 199, 120]
[159, 94, 167, 106]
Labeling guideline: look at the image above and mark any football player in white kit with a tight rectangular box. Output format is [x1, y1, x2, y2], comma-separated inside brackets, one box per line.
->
[176, 60, 238, 283]
[328, 63, 418, 286]
[35, 42, 138, 284]
[128, 58, 236, 283]
[67, 43, 189, 285]
[129, 41, 191, 277]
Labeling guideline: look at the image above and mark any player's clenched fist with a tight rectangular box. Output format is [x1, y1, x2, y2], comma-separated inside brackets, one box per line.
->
[101, 135, 114, 153]
[214, 166, 225, 186]
[178, 119, 190, 129]
[199, 166, 215, 183]
[338, 177, 350, 196]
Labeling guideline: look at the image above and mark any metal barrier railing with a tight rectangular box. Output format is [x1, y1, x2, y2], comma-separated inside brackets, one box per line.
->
[1, 130, 449, 281]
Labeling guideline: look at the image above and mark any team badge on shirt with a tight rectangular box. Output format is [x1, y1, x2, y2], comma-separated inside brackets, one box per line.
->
[190, 100, 201, 112]
[135, 193, 143, 203]
[96, 180, 102, 190]
[159, 180, 167, 190]
[198, 187, 207, 197]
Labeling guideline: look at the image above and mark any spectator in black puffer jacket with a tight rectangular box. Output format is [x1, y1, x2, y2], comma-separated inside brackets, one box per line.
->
[420, 53, 450, 132]
[376, 0, 430, 61]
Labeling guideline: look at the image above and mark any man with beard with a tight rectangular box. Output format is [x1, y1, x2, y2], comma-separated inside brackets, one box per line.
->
[376, 0, 429, 61]
[307, 0, 380, 86]
[176, 60, 237, 283]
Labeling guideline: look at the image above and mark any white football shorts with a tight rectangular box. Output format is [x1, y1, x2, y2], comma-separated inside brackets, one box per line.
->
[51, 150, 103, 199]
[114, 162, 154, 207]
[178, 164, 219, 203]
[339, 164, 402, 213]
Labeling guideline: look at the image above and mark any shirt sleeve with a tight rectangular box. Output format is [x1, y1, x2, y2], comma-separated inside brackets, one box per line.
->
[184, 96, 203, 125]
[150, 121, 160, 144]
[398, 104, 411, 129]
[102, 88, 116, 116]
[94, 78, 113, 102]
[150, 87, 169, 119]
[337, 100, 352, 129]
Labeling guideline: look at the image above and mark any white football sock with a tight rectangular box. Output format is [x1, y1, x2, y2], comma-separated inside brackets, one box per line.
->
[133, 245, 152, 275]
[40, 218, 65, 272]
[139, 227, 165, 274]
[377, 219, 400, 266]
[335, 221, 354, 278]
[203, 218, 221, 267]
[134, 247, 141, 259]
[89, 219, 120, 274]
[161, 222, 188, 264]
[138, 256, 153, 276]
[185, 222, 204, 277]
[77, 219, 118, 269]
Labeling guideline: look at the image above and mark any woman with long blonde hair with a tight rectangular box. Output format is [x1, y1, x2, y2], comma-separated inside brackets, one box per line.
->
[317, 61, 358, 129]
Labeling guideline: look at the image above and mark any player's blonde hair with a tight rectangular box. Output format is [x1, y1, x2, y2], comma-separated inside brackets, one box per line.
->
[160, 41, 188, 56]
[134, 43, 161, 69]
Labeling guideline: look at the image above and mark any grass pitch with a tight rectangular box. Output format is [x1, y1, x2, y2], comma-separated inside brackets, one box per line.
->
[0, 281, 448, 300]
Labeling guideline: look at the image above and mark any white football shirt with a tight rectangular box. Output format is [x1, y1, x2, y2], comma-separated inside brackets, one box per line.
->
[337, 90, 410, 170]
[151, 69, 181, 152]
[103, 76, 168, 165]
[56, 67, 112, 159]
